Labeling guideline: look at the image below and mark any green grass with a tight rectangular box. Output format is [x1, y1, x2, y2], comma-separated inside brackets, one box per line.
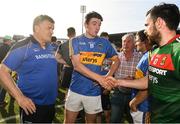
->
[0, 88, 65, 123]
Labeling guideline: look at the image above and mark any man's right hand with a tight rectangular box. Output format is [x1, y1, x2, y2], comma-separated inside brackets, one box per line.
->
[98, 76, 118, 90]
[16, 95, 36, 115]
[129, 98, 138, 112]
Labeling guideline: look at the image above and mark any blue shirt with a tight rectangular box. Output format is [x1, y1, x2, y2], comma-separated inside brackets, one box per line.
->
[3, 36, 58, 105]
[70, 34, 117, 96]
[132, 52, 149, 112]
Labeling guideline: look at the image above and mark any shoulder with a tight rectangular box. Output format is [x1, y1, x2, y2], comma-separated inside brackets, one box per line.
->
[133, 50, 142, 57]
[139, 53, 148, 63]
[175, 36, 180, 42]
[61, 40, 69, 47]
[10, 37, 32, 51]
[97, 37, 110, 44]
[172, 39, 180, 52]
[73, 35, 83, 41]
[72, 35, 87, 47]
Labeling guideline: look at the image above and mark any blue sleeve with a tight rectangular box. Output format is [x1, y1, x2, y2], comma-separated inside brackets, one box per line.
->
[136, 52, 149, 76]
[3, 47, 26, 71]
[72, 38, 80, 55]
[105, 39, 117, 58]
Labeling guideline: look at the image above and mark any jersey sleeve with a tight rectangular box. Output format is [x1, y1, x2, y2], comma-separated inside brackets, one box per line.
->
[3, 45, 26, 71]
[70, 38, 79, 56]
[137, 52, 149, 75]
[173, 43, 180, 80]
[105, 39, 117, 58]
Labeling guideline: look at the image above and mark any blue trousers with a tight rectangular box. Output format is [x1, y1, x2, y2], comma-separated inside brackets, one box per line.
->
[110, 89, 133, 123]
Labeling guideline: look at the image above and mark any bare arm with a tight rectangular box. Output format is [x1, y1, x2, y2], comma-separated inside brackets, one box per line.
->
[106, 55, 120, 76]
[55, 53, 67, 64]
[129, 90, 148, 112]
[106, 76, 148, 89]
[0, 64, 36, 115]
[118, 76, 148, 89]
[71, 54, 110, 88]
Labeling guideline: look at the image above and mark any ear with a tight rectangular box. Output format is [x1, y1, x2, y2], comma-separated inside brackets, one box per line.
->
[155, 17, 165, 30]
[34, 25, 40, 33]
[84, 22, 88, 29]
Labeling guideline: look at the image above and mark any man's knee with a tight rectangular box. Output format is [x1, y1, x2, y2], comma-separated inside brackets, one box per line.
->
[64, 109, 79, 123]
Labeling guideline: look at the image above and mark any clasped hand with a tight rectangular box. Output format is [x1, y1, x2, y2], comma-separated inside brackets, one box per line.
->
[100, 76, 119, 90]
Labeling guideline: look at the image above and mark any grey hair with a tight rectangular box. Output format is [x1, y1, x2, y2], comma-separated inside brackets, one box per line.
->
[33, 15, 55, 32]
[122, 33, 135, 43]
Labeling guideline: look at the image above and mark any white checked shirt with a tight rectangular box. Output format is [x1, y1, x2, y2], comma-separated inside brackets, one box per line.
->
[114, 50, 142, 93]
[115, 50, 142, 79]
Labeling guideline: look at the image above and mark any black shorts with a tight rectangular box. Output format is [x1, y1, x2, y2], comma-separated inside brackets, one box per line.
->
[61, 67, 73, 88]
[20, 104, 55, 123]
[101, 94, 111, 110]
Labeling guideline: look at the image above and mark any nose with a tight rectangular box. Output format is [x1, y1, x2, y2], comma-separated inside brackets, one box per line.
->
[144, 30, 147, 35]
[50, 29, 54, 35]
[96, 27, 100, 32]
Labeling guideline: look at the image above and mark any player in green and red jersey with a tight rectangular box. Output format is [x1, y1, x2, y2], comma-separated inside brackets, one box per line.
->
[106, 3, 180, 123]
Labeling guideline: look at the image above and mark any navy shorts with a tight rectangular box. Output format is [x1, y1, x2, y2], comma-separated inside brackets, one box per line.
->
[101, 94, 111, 110]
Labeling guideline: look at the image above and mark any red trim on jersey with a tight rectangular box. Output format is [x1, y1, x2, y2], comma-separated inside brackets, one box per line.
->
[166, 34, 180, 45]
[150, 54, 175, 71]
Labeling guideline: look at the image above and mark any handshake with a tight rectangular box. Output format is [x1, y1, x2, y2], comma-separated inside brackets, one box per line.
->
[99, 76, 122, 91]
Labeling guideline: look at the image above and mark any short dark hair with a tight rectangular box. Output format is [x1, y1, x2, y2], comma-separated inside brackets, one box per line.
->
[51, 36, 57, 42]
[136, 30, 148, 43]
[67, 27, 76, 37]
[33, 15, 55, 32]
[146, 3, 180, 30]
[100, 32, 109, 37]
[85, 11, 103, 24]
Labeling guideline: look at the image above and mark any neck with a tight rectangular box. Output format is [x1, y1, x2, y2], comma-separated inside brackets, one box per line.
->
[141, 47, 147, 53]
[85, 32, 96, 39]
[124, 50, 133, 60]
[33, 33, 46, 49]
[159, 30, 176, 46]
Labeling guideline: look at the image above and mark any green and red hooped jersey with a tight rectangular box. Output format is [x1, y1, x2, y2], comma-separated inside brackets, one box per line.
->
[148, 35, 180, 123]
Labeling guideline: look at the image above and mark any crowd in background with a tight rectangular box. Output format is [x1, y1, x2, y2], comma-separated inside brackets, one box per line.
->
[0, 2, 180, 124]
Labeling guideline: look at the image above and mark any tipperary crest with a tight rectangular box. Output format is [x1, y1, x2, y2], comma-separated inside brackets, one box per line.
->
[88, 42, 95, 48]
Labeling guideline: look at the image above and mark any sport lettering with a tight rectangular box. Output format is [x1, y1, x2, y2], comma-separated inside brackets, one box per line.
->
[149, 66, 167, 75]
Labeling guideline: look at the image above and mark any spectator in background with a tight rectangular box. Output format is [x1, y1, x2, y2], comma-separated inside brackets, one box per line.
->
[51, 36, 57, 42]
[51, 36, 58, 51]
[100, 32, 117, 52]
[51, 36, 63, 86]
[60, 27, 76, 94]
[0, 15, 66, 123]
[0, 35, 12, 107]
[130, 29, 153, 123]
[110, 33, 142, 123]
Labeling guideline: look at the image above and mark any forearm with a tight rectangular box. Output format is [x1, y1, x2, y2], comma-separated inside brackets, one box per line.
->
[73, 63, 101, 82]
[106, 57, 120, 76]
[132, 90, 148, 105]
[118, 76, 148, 89]
[55, 53, 67, 64]
[0, 65, 24, 100]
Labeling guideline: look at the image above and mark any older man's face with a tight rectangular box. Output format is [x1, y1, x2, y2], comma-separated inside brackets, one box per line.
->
[122, 36, 134, 53]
